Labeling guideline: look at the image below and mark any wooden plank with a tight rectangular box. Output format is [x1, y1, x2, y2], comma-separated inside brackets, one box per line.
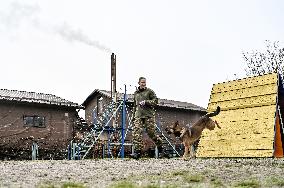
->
[198, 137, 273, 149]
[209, 106, 275, 122]
[211, 73, 277, 94]
[208, 94, 277, 111]
[201, 119, 275, 132]
[210, 84, 277, 103]
[197, 149, 273, 157]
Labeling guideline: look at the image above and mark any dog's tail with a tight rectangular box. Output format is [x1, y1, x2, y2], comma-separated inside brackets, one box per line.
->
[205, 106, 220, 117]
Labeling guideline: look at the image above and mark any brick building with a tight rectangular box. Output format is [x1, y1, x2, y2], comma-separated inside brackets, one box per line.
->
[0, 89, 82, 159]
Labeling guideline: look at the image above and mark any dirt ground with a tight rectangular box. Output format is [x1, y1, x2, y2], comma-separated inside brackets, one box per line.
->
[0, 158, 284, 188]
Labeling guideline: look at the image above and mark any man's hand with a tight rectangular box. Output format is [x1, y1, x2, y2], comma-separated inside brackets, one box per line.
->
[139, 100, 146, 107]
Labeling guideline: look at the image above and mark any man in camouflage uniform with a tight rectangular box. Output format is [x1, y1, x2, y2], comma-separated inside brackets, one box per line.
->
[131, 77, 163, 159]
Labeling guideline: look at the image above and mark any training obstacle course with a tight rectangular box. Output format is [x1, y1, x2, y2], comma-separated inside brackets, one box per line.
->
[68, 87, 181, 160]
[197, 73, 284, 157]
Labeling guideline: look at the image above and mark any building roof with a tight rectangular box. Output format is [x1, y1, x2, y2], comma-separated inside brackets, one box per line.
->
[197, 73, 278, 157]
[83, 89, 206, 112]
[0, 88, 82, 108]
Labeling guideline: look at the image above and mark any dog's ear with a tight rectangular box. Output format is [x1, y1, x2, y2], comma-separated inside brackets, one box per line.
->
[174, 121, 179, 128]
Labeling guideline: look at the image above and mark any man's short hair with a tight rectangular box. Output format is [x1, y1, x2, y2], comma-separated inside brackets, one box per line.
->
[139, 77, 146, 82]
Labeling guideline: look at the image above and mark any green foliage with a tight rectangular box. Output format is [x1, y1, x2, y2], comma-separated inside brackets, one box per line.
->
[234, 179, 260, 188]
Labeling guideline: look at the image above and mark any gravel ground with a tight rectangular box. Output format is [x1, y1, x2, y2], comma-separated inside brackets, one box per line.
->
[0, 158, 284, 188]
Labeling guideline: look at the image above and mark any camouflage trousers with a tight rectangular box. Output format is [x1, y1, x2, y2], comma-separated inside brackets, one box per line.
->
[132, 117, 163, 151]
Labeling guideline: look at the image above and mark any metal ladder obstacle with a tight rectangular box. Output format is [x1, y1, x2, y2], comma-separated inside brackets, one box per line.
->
[69, 88, 134, 159]
[83, 102, 123, 159]
[68, 102, 122, 159]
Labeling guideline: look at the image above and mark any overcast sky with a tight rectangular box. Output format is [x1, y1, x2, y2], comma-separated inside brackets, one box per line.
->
[0, 0, 284, 110]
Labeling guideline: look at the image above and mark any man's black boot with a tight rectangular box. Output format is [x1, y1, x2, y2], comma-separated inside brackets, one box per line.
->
[130, 150, 141, 160]
[158, 146, 167, 158]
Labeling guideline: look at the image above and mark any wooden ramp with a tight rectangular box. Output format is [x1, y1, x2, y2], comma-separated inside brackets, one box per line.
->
[196, 73, 284, 157]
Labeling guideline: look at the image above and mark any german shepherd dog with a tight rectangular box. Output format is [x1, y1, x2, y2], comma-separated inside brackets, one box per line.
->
[165, 106, 221, 159]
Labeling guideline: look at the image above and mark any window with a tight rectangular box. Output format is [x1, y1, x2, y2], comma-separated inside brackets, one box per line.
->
[23, 115, 46, 128]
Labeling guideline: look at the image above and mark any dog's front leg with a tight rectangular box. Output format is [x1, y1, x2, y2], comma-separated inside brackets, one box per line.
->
[182, 146, 188, 159]
[182, 142, 189, 159]
[189, 144, 196, 158]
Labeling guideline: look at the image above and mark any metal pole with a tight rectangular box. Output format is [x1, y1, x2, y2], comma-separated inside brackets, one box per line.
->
[72, 143, 76, 160]
[32, 143, 34, 160]
[108, 127, 111, 158]
[32, 142, 38, 160]
[111, 53, 116, 99]
[155, 146, 158, 159]
[67, 142, 71, 160]
[77, 144, 80, 160]
[111, 53, 118, 129]
[121, 85, 127, 159]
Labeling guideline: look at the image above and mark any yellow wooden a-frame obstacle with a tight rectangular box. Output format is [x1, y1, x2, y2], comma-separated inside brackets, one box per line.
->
[197, 73, 284, 157]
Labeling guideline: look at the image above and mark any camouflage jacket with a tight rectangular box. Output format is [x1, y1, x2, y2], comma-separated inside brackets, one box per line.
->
[132, 87, 158, 119]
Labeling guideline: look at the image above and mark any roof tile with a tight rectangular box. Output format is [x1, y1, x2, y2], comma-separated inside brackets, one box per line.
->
[0, 89, 81, 108]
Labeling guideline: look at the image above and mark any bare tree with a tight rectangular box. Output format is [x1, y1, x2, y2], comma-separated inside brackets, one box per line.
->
[243, 40, 284, 76]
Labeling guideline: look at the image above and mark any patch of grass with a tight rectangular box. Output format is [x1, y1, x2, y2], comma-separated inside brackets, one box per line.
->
[225, 164, 232, 168]
[62, 182, 86, 188]
[37, 182, 57, 188]
[210, 178, 224, 187]
[110, 181, 181, 188]
[109, 181, 164, 188]
[171, 170, 189, 176]
[279, 163, 284, 169]
[110, 181, 136, 188]
[38, 182, 85, 188]
[38, 184, 56, 188]
[169, 170, 205, 184]
[266, 177, 284, 187]
[183, 174, 205, 183]
[143, 185, 160, 188]
[234, 179, 260, 188]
